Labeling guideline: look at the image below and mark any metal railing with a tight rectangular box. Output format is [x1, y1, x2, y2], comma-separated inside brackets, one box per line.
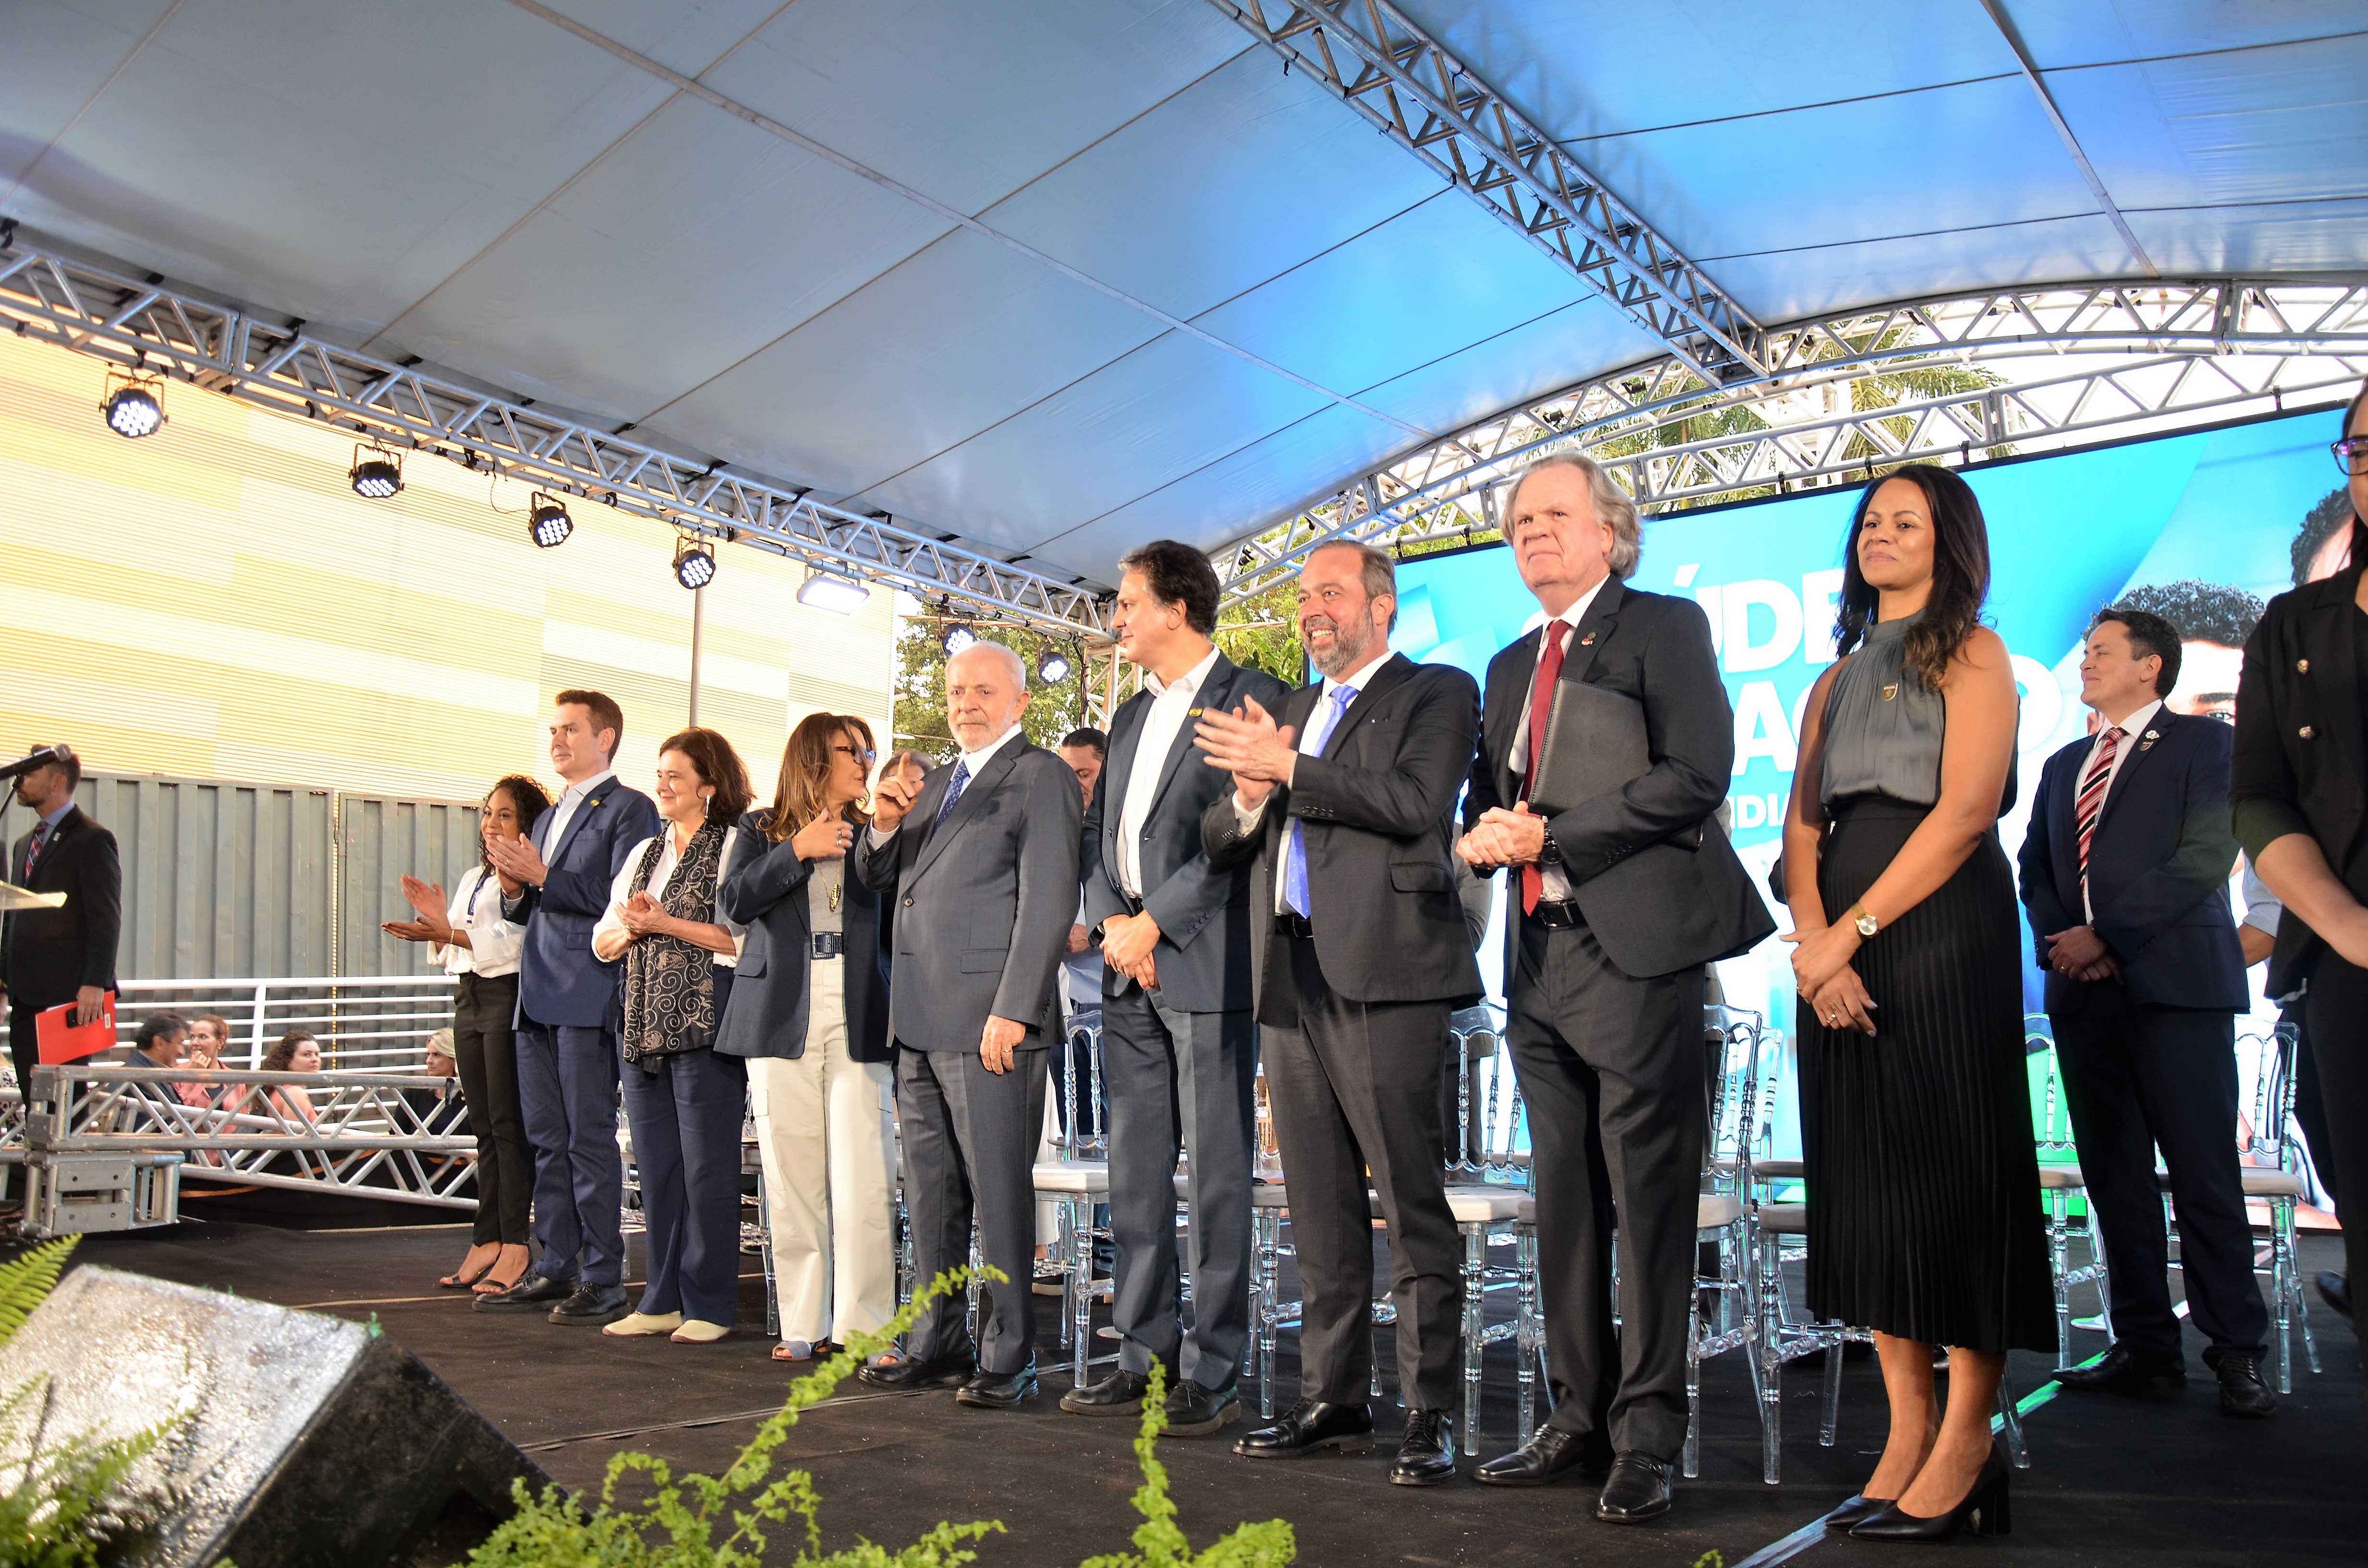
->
[110, 974, 456, 1071]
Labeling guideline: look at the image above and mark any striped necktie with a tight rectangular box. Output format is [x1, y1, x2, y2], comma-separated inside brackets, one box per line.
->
[2074, 724, 2122, 908]
[22, 821, 48, 882]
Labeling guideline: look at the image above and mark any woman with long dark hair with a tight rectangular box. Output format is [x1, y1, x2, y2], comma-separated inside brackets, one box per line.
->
[717, 714, 896, 1363]
[591, 727, 755, 1344]
[386, 774, 550, 1295]
[2233, 378, 2368, 1364]
[1782, 463, 2051, 1541]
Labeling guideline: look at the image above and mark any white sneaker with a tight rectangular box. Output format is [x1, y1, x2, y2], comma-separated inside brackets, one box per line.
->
[602, 1311, 682, 1337]
[670, 1319, 731, 1343]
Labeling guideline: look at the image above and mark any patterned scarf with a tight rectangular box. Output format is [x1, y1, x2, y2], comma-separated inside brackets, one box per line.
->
[620, 821, 728, 1069]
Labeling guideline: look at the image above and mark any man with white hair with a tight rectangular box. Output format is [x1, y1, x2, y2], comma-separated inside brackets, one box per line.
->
[852, 640, 1081, 1408]
[1458, 454, 1772, 1522]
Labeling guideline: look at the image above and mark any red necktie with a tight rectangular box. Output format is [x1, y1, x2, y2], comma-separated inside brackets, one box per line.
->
[2075, 725, 2122, 911]
[1521, 623, 1569, 915]
[22, 822, 47, 882]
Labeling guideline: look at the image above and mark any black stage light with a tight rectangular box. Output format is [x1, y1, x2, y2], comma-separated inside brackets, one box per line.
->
[673, 535, 716, 589]
[350, 444, 403, 499]
[940, 621, 977, 657]
[100, 373, 164, 439]
[1037, 650, 1072, 683]
[529, 492, 573, 548]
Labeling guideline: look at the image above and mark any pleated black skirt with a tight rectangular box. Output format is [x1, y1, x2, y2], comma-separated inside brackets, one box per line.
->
[1798, 796, 2053, 1353]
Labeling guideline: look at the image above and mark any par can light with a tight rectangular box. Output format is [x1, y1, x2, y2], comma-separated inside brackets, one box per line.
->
[529, 492, 573, 548]
[101, 379, 164, 439]
[350, 444, 403, 499]
[1037, 650, 1072, 684]
[673, 535, 717, 590]
[940, 622, 977, 657]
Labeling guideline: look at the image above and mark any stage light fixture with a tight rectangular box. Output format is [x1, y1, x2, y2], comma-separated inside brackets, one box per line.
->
[796, 569, 869, 616]
[1037, 650, 1072, 684]
[940, 622, 977, 657]
[673, 535, 717, 590]
[350, 444, 403, 499]
[528, 492, 573, 548]
[99, 370, 165, 439]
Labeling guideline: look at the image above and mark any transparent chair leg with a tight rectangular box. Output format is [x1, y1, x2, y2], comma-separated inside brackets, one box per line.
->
[1819, 1332, 1844, 1447]
[1070, 1196, 1092, 1390]
[1256, 1210, 1281, 1421]
[1515, 1230, 1539, 1439]
[1995, 1374, 2026, 1469]
[1682, 1305, 1702, 1479]
[1461, 1226, 1485, 1454]
[759, 1182, 780, 1340]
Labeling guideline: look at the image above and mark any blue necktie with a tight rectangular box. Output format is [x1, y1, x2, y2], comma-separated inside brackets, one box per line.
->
[1283, 686, 1360, 918]
[931, 759, 972, 834]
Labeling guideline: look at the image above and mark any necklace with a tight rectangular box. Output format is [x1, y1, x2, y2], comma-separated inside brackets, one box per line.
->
[828, 873, 842, 914]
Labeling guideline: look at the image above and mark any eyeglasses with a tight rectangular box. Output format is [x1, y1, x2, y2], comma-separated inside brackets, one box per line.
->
[2333, 435, 2368, 477]
[832, 745, 877, 761]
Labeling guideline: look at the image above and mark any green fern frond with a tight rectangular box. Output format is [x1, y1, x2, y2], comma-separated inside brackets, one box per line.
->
[0, 1236, 78, 1350]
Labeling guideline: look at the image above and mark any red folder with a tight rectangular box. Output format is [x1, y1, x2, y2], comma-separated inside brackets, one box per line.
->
[36, 991, 118, 1064]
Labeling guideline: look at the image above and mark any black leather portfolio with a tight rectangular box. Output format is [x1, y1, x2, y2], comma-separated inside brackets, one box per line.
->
[1527, 678, 1651, 817]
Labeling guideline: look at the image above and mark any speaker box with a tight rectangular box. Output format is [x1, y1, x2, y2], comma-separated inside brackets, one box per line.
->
[0, 1264, 550, 1567]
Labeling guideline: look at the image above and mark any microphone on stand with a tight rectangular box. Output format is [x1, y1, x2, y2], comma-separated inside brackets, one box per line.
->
[0, 747, 67, 781]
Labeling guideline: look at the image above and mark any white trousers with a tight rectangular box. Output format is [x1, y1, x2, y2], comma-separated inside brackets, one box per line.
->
[746, 957, 897, 1345]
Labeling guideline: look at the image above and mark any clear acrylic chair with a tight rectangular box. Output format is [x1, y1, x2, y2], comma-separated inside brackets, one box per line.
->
[2025, 1018, 2109, 1369]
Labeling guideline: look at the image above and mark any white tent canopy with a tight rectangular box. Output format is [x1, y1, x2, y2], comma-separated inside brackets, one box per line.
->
[4, 0, 2362, 593]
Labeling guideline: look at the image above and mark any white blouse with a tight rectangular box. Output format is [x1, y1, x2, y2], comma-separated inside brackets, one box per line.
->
[593, 827, 747, 967]
[434, 865, 526, 979]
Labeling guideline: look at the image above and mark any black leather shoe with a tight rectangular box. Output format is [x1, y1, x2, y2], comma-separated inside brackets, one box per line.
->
[1390, 1409, 1457, 1486]
[1825, 1494, 1895, 1530]
[2318, 1271, 2352, 1321]
[1593, 1452, 1673, 1524]
[548, 1283, 630, 1326]
[1475, 1424, 1606, 1487]
[472, 1272, 574, 1311]
[1850, 1446, 2010, 1541]
[956, 1360, 1038, 1409]
[1164, 1381, 1241, 1437]
[1061, 1368, 1153, 1416]
[1232, 1399, 1374, 1459]
[2054, 1343, 2185, 1393]
[2211, 1354, 2277, 1418]
[855, 1353, 972, 1391]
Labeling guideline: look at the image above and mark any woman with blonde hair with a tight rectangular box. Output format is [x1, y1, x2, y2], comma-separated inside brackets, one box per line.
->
[718, 714, 897, 1363]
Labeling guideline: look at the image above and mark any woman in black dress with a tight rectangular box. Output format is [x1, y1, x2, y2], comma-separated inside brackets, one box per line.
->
[1783, 464, 2052, 1541]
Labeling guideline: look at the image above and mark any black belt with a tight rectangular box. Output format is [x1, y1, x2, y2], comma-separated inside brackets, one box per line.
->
[1274, 912, 1316, 940]
[809, 932, 844, 959]
[1529, 899, 1584, 930]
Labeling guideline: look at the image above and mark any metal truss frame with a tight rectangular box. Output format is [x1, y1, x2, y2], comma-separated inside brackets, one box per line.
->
[1215, 278, 2368, 608]
[0, 232, 1111, 638]
[15, 1065, 478, 1211]
[1205, 0, 1771, 384]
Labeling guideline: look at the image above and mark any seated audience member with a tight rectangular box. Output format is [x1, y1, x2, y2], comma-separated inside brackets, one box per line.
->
[592, 727, 755, 1345]
[228, 1029, 323, 1127]
[177, 1012, 232, 1109]
[123, 1010, 189, 1093]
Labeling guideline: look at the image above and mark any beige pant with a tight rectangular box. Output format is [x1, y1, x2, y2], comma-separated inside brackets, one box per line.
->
[746, 957, 897, 1345]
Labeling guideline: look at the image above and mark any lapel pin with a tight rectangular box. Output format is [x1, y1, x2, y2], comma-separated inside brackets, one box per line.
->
[1881, 683, 1898, 701]
[1578, 631, 1596, 647]
[1187, 707, 1203, 717]
[2143, 729, 2158, 741]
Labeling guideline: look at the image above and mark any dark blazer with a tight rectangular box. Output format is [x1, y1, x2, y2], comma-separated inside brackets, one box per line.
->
[1081, 651, 1292, 1014]
[1, 805, 121, 1010]
[1464, 578, 1774, 980]
[1200, 652, 1485, 1027]
[505, 776, 660, 1029]
[2019, 707, 2247, 1010]
[714, 811, 890, 1063]
[2232, 561, 2368, 998]
[854, 737, 1081, 1052]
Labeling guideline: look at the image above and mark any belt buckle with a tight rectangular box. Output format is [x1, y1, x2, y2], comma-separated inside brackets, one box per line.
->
[1534, 900, 1581, 930]
[809, 932, 844, 959]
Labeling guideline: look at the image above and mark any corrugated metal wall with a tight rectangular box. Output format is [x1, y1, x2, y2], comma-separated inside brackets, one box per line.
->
[61, 772, 480, 982]
[336, 792, 485, 978]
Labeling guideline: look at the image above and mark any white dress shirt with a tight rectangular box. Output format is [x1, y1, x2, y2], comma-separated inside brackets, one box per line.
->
[1117, 645, 1222, 898]
[2077, 698, 2163, 920]
[2241, 863, 2281, 938]
[433, 865, 525, 978]
[593, 826, 747, 966]
[868, 723, 1026, 848]
[1505, 579, 1610, 904]
[1235, 646, 1397, 913]
[541, 768, 616, 855]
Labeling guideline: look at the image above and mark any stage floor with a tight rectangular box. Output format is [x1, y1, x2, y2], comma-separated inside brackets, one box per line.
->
[28, 1206, 2362, 1568]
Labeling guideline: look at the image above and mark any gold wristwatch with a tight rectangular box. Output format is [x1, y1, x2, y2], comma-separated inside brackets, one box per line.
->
[1851, 903, 1878, 938]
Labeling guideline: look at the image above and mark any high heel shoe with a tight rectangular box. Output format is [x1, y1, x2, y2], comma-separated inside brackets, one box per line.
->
[1825, 1493, 1896, 1530]
[1850, 1446, 2010, 1542]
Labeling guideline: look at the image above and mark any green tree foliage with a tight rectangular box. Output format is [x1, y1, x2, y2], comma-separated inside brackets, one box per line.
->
[892, 616, 1095, 757]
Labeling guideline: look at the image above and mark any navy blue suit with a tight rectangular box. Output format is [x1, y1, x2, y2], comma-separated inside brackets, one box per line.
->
[2017, 706, 2266, 1365]
[504, 772, 660, 1288]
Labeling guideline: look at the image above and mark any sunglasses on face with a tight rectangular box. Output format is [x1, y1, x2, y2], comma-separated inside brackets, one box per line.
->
[832, 745, 877, 761]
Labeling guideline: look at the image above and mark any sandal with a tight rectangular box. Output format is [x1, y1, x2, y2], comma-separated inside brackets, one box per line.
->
[439, 1244, 500, 1290]
[772, 1339, 838, 1363]
[471, 1244, 533, 1296]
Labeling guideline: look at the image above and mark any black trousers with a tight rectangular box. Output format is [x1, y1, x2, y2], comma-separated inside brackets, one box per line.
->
[2301, 955, 2368, 1310]
[7, 1003, 37, 1106]
[2050, 985, 2267, 1363]
[1260, 931, 1460, 1412]
[2285, 1006, 2340, 1209]
[453, 972, 532, 1246]
[896, 1041, 1047, 1376]
[1506, 916, 1705, 1462]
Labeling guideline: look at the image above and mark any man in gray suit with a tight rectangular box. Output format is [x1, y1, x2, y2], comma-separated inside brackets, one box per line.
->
[1064, 541, 1291, 1435]
[853, 642, 1080, 1408]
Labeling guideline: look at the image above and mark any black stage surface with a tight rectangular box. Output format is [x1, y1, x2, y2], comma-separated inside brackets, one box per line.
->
[24, 1201, 2360, 1567]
